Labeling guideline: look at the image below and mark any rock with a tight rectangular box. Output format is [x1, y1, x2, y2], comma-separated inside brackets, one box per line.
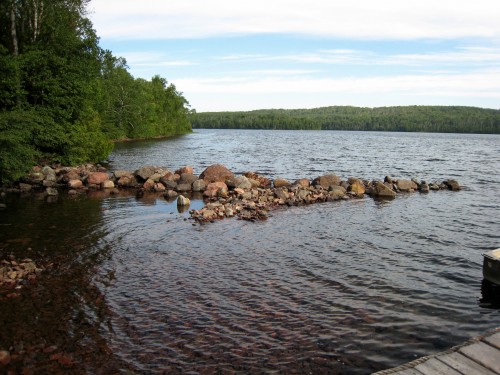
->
[199, 164, 234, 183]
[46, 187, 58, 196]
[313, 174, 341, 189]
[177, 195, 191, 206]
[192, 179, 207, 192]
[444, 179, 460, 191]
[329, 186, 347, 199]
[296, 188, 310, 200]
[87, 172, 109, 185]
[68, 179, 83, 189]
[419, 182, 430, 193]
[396, 179, 414, 192]
[384, 176, 393, 184]
[244, 172, 271, 187]
[175, 166, 194, 175]
[202, 209, 216, 219]
[176, 183, 192, 192]
[102, 180, 115, 189]
[294, 178, 310, 188]
[273, 178, 289, 188]
[0, 350, 11, 365]
[19, 183, 32, 192]
[372, 181, 396, 198]
[42, 166, 57, 182]
[179, 173, 198, 185]
[349, 181, 365, 195]
[149, 172, 165, 182]
[117, 175, 138, 187]
[42, 180, 56, 187]
[134, 166, 157, 181]
[114, 170, 133, 179]
[163, 180, 178, 190]
[231, 176, 252, 190]
[154, 182, 166, 192]
[274, 187, 290, 200]
[27, 172, 44, 184]
[164, 190, 178, 199]
[203, 182, 228, 198]
[143, 178, 155, 190]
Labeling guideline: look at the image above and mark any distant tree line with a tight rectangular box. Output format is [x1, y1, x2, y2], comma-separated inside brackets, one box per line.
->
[191, 106, 500, 134]
[0, 0, 192, 183]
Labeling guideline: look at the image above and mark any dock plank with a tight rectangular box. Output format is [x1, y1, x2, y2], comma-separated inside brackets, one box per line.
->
[413, 357, 462, 375]
[459, 341, 500, 373]
[483, 331, 500, 349]
[373, 328, 500, 375]
[438, 352, 497, 375]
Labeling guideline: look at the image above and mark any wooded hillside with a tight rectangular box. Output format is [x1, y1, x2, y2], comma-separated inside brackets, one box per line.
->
[191, 106, 500, 133]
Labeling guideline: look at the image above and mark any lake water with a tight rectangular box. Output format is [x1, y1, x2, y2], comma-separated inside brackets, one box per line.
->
[1, 129, 499, 374]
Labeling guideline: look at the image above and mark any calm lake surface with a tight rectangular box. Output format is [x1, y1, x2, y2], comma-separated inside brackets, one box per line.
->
[1, 129, 499, 374]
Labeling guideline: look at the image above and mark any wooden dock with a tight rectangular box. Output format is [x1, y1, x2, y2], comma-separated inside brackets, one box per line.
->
[374, 327, 500, 375]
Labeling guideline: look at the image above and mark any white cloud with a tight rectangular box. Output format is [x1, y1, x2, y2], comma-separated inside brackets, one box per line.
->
[89, 0, 500, 40]
[175, 70, 500, 97]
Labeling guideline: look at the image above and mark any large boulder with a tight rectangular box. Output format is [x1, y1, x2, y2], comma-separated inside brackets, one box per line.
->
[199, 164, 234, 183]
[444, 179, 460, 191]
[134, 166, 158, 181]
[41, 166, 56, 182]
[329, 186, 346, 199]
[349, 181, 365, 195]
[178, 173, 198, 185]
[192, 179, 207, 192]
[313, 174, 341, 189]
[372, 181, 396, 198]
[294, 178, 310, 188]
[396, 179, 416, 192]
[87, 172, 109, 185]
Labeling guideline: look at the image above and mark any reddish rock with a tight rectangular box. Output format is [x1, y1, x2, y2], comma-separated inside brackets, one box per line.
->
[175, 166, 194, 175]
[0, 350, 11, 365]
[273, 178, 289, 188]
[67, 179, 83, 189]
[87, 172, 109, 185]
[143, 179, 155, 190]
[203, 182, 228, 197]
[199, 164, 234, 183]
[294, 178, 310, 188]
[154, 182, 166, 192]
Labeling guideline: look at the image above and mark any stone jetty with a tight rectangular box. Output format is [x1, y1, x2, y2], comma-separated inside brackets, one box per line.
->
[2, 163, 461, 223]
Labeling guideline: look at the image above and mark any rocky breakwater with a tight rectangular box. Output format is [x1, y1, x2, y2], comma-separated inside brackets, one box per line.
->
[4, 163, 461, 224]
[189, 165, 461, 223]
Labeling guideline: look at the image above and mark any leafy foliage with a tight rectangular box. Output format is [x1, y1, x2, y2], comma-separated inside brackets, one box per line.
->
[0, 0, 192, 183]
[191, 106, 500, 134]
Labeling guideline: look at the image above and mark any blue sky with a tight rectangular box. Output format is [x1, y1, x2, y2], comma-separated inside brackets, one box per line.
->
[89, 0, 500, 112]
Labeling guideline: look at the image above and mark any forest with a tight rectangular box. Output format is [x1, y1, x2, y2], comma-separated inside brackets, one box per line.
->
[0, 0, 192, 183]
[191, 106, 500, 134]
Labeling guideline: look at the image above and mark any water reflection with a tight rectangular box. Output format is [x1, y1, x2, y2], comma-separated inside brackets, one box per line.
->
[0, 195, 124, 373]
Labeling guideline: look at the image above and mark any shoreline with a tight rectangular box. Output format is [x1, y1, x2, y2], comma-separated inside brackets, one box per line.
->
[0, 163, 461, 223]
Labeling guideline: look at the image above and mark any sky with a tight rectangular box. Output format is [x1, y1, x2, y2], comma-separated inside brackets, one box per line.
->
[89, 0, 500, 112]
